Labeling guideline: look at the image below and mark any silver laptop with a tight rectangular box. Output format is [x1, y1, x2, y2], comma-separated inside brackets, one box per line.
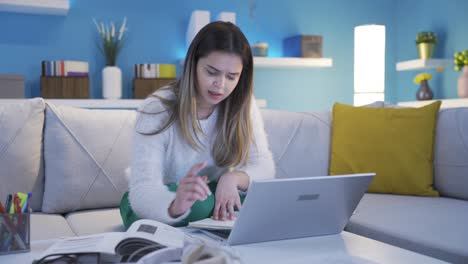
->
[218, 173, 375, 245]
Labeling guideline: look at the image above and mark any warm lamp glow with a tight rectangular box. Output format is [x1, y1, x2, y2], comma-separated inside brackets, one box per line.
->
[354, 25, 386, 105]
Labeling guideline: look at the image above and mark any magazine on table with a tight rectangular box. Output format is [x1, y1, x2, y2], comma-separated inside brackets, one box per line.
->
[33, 219, 185, 263]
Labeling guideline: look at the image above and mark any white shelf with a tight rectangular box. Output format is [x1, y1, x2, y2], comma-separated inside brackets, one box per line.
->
[179, 57, 333, 69]
[0, 98, 268, 109]
[396, 59, 452, 71]
[0, 0, 69, 16]
[254, 57, 333, 68]
[397, 98, 468, 109]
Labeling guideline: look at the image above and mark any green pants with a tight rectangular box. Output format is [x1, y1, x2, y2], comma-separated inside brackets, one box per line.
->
[120, 181, 245, 229]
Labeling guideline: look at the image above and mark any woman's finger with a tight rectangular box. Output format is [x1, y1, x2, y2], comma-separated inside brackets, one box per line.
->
[187, 191, 206, 202]
[183, 177, 211, 196]
[186, 162, 207, 178]
[234, 198, 242, 212]
[213, 201, 221, 220]
[180, 182, 208, 200]
[227, 200, 235, 220]
[196, 176, 212, 196]
[188, 182, 208, 200]
[219, 202, 226, 220]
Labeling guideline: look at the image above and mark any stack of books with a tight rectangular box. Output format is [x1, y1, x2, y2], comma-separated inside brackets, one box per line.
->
[41, 61, 89, 77]
[134, 64, 176, 79]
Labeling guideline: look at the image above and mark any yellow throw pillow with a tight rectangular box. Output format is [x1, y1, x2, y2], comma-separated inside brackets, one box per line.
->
[329, 101, 441, 196]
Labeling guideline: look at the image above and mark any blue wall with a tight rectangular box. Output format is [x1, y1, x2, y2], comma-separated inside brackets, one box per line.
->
[251, 0, 396, 110]
[395, 0, 468, 102]
[10, 0, 466, 110]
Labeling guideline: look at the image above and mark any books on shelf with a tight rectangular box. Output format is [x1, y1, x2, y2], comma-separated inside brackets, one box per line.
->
[33, 219, 184, 263]
[41, 60, 89, 77]
[134, 64, 176, 79]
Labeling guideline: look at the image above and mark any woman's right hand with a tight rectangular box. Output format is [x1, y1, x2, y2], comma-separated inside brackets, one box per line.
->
[168, 162, 212, 218]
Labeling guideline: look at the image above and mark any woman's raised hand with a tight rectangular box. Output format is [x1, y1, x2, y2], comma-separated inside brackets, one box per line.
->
[168, 162, 212, 218]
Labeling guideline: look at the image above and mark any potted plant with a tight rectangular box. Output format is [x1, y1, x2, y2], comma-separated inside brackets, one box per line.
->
[413, 72, 433, 100]
[93, 17, 128, 99]
[454, 49, 468, 98]
[415, 31, 437, 59]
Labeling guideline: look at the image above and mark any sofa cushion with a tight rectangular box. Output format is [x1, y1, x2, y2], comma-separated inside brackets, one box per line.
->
[434, 107, 468, 200]
[329, 102, 441, 196]
[65, 208, 125, 236]
[346, 194, 468, 263]
[42, 103, 136, 213]
[31, 213, 76, 240]
[261, 109, 331, 178]
[363, 101, 401, 108]
[0, 98, 45, 211]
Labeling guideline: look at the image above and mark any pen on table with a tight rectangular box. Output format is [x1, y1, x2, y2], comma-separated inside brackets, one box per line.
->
[21, 193, 32, 213]
[17, 192, 28, 209]
[13, 194, 26, 237]
[4, 194, 12, 213]
[8, 194, 15, 214]
[14, 194, 22, 214]
[0, 209, 6, 246]
[18, 192, 32, 246]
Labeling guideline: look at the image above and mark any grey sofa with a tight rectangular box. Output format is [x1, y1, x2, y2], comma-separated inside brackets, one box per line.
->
[1, 98, 467, 263]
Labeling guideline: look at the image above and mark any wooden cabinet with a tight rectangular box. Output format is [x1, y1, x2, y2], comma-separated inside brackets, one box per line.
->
[41, 77, 89, 98]
[133, 78, 176, 99]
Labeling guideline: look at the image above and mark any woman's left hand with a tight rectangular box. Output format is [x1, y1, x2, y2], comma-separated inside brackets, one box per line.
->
[213, 172, 242, 221]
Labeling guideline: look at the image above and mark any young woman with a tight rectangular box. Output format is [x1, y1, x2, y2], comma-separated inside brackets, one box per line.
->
[120, 21, 275, 228]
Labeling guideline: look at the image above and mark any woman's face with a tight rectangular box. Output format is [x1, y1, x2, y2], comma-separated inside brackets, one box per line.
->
[196, 51, 243, 110]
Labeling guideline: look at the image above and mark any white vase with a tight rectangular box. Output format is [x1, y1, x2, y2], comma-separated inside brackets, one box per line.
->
[102, 66, 122, 99]
[458, 67, 468, 98]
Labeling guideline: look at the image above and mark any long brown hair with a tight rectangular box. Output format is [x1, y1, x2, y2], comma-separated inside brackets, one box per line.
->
[146, 21, 254, 168]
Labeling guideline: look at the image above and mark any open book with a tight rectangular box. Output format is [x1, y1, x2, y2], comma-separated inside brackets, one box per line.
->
[186, 216, 239, 242]
[188, 211, 239, 230]
[33, 219, 184, 263]
[188, 217, 235, 231]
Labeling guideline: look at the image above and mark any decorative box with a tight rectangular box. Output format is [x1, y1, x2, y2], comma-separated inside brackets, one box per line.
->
[252, 42, 269, 57]
[41, 76, 89, 99]
[283, 35, 323, 58]
[133, 78, 176, 99]
[0, 74, 24, 98]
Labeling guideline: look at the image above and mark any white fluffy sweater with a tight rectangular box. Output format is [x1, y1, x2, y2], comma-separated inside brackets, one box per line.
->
[129, 89, 275, 224]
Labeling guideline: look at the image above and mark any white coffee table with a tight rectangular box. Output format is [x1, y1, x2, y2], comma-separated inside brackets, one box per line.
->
[0, 232, 448, 264]
[232, 231, 448, 263]
[0, 239, 59, 264]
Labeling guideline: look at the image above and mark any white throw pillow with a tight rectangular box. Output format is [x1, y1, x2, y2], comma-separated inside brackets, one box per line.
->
[42, 103, 136, 213]
[0, 98, 45, 211]
[261, 109, 331, 179]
